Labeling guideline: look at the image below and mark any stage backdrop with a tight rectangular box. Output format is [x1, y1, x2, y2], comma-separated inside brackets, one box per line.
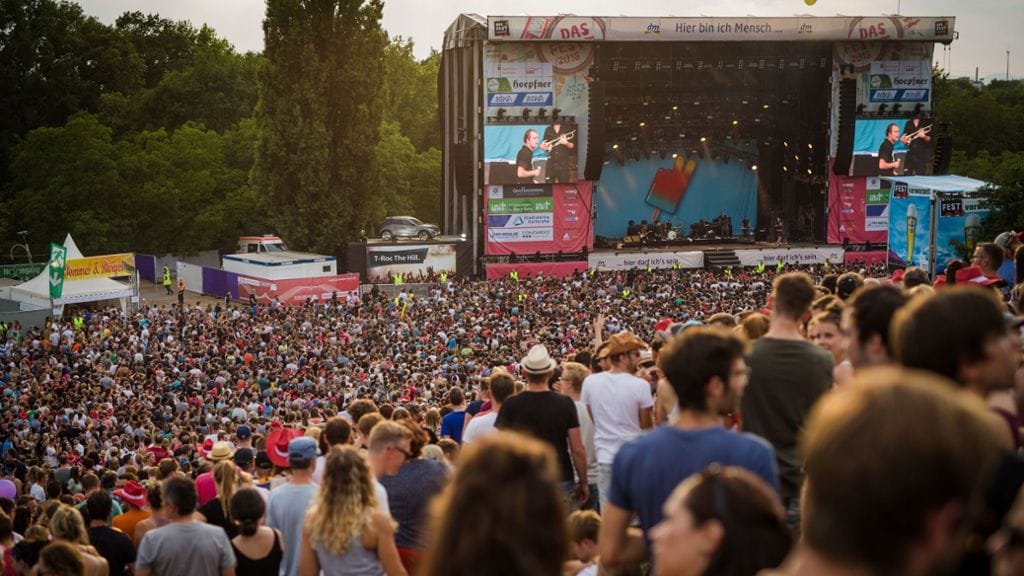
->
[594, 153, 756, 239]
[485, 182, 593, 255]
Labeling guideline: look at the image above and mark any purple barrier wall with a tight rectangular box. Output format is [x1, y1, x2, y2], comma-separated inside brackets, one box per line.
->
[136, 254, 156, 282]
[201, 267, 239, 301]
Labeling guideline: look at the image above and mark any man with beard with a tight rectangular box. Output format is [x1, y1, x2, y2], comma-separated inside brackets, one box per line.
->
[600, 327, 778, 568]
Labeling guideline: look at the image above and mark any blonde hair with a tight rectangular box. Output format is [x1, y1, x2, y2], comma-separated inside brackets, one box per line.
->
[50, 504, 89, 545]
[304, 446, 378, 555]
[213, 460, 240, 522]
[560, 362, 590, 392]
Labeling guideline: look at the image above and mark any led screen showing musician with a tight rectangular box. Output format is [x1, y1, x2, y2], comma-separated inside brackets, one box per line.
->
[484, 123, 579, 185]
[850, 116, 934, 177]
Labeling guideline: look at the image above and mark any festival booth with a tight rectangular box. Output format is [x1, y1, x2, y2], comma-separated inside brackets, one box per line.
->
[1, 234, 137, 319]
[883, 175, 993, 276]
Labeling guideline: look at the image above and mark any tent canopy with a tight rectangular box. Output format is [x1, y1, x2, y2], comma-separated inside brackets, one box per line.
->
[7, 234, 134, 307]
[880, 175, 993, 193]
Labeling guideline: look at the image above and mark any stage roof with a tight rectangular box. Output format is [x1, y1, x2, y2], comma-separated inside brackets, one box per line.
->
[486, 16, 955, 43]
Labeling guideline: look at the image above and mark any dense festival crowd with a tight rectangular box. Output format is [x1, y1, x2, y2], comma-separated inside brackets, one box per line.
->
[1, 231, 1024, 576]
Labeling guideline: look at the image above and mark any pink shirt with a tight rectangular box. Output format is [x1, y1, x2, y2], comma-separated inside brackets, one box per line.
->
[195, 471, 216, 506]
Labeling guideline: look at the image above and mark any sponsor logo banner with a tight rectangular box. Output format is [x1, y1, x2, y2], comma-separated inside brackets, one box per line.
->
[868, 60, 931, 103]
[487, 213, 555, 228]
[486, 228, 555, 242]
[588, 251, 704, 271]
[365, 244, 457, 283]
[237, 274, 359, 306]
[734, 247, 845, 266]
[64, 253, 135, 281]
[489, 16, 955, 42]
[488, 198, 554, 214]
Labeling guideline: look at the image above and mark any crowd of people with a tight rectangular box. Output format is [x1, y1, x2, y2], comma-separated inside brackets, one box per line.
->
[1, 229, 1024, 576]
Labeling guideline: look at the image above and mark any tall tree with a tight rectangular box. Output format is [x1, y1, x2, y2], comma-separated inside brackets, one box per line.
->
[381, 38, 440, 152]
[257, 0, 387, 256]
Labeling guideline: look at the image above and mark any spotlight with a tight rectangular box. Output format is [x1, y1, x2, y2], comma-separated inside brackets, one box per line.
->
[877, 104, 888, 115]
[522, 108, 531, 121]
[807, 143, 813, 150]
[537, 108, 548, 120]
[700, 136, 707, 142]
[671, 152, 679, 158]
[611, 144, 625, 166]
[497, 108, 507, 121]
[751, 164, 758, 171]
[857, 104, 866, 114]
[639, 121, 646, 127]
[807, 168, 812, 175]
[732, 120, 739, 126]
[783, 141, 789, 148]
[892, 104, 902, 114]
[552, 108, 562, 121]
[913, 103, 925, 114]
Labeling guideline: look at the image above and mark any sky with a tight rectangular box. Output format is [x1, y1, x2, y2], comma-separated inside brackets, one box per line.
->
[74, 0, 1022, 80]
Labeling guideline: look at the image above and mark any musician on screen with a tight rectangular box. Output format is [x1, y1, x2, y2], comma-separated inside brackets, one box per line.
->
[877, 123, 902, 176]
[541, 122, 574, 183]
[516, 129, 542, 184]
[900, 114, 933, 175]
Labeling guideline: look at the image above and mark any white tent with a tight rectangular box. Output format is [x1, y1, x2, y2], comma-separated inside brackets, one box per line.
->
[5, 234, 135, 309]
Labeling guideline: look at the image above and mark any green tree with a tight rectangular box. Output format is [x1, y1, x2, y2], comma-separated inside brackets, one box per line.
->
[382, 38, 440, 152]
[115, 11, 199, 89]
[9, 114, 126, 254]
[257, 0, 387, 256]
[0, 0, 144, 183]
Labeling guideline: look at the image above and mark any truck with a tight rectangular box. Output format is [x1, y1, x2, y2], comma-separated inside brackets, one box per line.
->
[222, 235, 337, 280]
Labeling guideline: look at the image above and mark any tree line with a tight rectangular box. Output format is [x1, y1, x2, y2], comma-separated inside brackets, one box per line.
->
[0, 0, 440, 258]
[1, 3, 1020, 261]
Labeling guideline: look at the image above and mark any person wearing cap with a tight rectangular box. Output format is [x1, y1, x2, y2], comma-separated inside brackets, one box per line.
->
[234, 426, 253, 451]
[266, 436, 318, 576]
[196, 441, 234, 507]
[112, 481, 150, 542]
[495, 345, 589, 506]
[600, 327, 778, 569]
[580, 332, 653, 510]
[741, 272, 833, 530]
[994, 231, 1022, 286]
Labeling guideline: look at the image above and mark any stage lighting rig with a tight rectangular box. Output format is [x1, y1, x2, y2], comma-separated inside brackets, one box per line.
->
[522, 108, 531, 121]
[877, 103, 888, 115]
[537, 108, 548, 120]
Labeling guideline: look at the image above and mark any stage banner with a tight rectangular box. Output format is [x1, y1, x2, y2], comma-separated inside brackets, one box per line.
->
[868, 60, 931, 103]
[887, 192, 933, 273]
[587, 251, 704, 271]
[734, 247, 845, 267]
[484, 42, 591, 184]
[828, 170, 893, 245]
[237, 274, 359, 306]
[365, 244, 457, 284]
[485, 181, 593, 255]
[489, 16, 954, 43]
[64, 253, 135, 281]
[485, 261, 589, 280]
[934, 193, 991, 272]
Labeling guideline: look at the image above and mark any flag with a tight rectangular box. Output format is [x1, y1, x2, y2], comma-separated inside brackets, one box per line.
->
[48, 243, 67, 299]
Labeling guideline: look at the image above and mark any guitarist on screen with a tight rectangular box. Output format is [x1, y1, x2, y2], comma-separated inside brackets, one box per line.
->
[900, 114, 933, 175]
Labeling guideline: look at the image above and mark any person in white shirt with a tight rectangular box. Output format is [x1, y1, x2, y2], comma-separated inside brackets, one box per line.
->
[462, 372, 516, 444]
[555, 361, 599, 510]
[580, 332, 654, 507]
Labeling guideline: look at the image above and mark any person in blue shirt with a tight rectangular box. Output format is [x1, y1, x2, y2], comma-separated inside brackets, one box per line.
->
[600, 327, 778, 570]
[439, 387, 468, 444]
